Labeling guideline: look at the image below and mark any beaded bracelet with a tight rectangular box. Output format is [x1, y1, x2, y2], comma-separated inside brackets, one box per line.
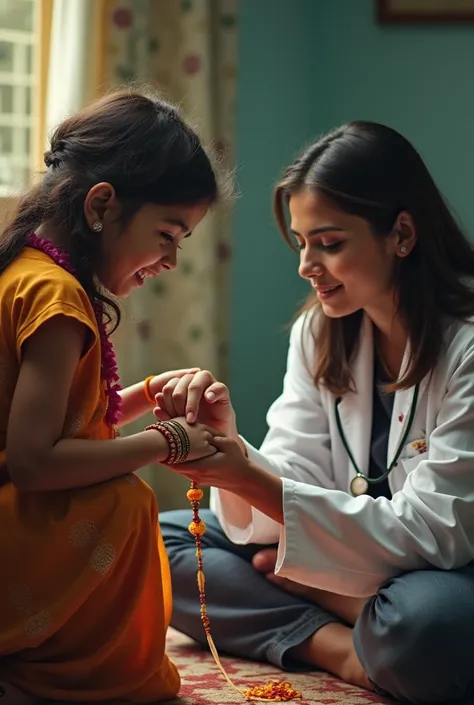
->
[166, 420, 191, 461]
[145, 421, 190, 464]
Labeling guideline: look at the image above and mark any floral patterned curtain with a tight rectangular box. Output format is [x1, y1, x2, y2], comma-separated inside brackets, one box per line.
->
[105, 0, 237, 507]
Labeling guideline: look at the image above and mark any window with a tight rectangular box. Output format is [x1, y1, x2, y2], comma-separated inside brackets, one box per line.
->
[0, 0, 36, 196]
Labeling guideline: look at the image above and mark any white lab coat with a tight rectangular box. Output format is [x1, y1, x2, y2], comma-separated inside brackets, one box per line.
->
[210, 312, 474, 597]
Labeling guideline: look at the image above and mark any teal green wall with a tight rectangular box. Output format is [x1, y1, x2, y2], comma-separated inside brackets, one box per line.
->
[231, 0, 474, 444]
[229, 0, 315, 443]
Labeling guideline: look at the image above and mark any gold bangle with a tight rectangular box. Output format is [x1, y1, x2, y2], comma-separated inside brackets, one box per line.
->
[144, 376, 156, 404]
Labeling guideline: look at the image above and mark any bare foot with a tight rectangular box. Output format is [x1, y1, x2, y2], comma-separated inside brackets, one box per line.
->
[0, 682, 42, 705]
[338, 645, 374, 691]
[289, 622, 373, 691]
[253, 548, 366, 625]
[253, 548, 321, 601]
[253, 548, 316, 598]
[252, 547, 279, 573]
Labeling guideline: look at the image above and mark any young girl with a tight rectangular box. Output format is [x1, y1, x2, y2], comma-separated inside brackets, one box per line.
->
[158, 122, 474, 705]
[0, 91, 221, 704]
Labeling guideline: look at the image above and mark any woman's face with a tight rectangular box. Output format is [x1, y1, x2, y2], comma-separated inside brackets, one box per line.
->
[289, 189, 402, 322]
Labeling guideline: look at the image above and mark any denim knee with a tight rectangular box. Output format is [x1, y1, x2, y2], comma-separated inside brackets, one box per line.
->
[354, 567, 474, 704]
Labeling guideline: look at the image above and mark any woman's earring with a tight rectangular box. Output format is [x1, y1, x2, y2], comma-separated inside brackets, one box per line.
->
[399, 246, 407, 255]
[92, 221, 103, 233]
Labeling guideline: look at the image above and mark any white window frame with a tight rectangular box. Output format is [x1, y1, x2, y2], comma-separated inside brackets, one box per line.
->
[0, 0, 37, 204]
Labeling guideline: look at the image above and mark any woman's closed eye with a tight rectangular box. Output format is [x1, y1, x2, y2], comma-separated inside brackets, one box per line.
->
[318, 241, 343, 252]
[295, 239, 344, 252]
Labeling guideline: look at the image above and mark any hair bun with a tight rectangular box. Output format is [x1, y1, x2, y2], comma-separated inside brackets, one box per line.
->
[44, 150, 55, 169]
[44, 138, 66, 168]
[44, 150, 58, 168]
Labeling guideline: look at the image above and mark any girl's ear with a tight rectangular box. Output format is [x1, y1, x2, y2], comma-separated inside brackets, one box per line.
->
[84, 182, 120, 231]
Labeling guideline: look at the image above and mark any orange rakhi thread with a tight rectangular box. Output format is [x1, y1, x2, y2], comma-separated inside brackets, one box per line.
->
[187, 481, 302, 702]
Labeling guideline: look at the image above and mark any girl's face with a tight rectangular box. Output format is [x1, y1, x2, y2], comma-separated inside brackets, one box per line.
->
[290, 189, 403, 323]
[96, 200, 209, 297]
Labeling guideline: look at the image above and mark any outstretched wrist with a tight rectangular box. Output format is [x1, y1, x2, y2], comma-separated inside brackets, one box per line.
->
[142, 427, 170, 462]
[145, 421, 191, 464]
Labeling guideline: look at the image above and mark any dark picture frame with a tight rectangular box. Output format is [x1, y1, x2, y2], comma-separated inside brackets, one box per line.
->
[377, 0, 474, 24]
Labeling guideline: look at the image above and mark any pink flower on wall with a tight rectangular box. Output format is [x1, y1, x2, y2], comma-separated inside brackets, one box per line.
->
[113, 7, 134, 29]
[217, 241, 231, 262]
[137, 320, 151, 341]
[183, 54, 202, 75]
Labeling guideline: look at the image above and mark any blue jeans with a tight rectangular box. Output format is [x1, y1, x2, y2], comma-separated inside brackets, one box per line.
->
[161, 509, 474, 704]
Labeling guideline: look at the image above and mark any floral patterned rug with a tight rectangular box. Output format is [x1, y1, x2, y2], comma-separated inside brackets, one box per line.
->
[164, 628, 392, 705]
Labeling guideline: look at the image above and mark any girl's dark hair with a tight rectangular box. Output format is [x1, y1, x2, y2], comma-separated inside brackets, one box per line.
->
[0, 90, 219, 328]
[274, 121, 474, 395]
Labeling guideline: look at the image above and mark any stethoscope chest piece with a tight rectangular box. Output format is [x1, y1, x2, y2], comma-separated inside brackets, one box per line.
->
[350, 474, 370, 497]
[336, 383, 420, 499]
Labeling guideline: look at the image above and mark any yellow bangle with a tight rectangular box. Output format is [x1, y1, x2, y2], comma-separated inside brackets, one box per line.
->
[144, 376, 156, 404]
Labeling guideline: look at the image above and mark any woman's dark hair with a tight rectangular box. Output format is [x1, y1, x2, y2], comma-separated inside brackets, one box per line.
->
[0, 90, 220, 328]
[274, 121, 474, 395]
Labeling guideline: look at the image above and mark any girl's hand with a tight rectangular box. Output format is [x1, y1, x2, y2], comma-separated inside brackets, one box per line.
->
[168, 435, 250, 488]
[153, 370, 238, 438]
[162, 417, 219, 462]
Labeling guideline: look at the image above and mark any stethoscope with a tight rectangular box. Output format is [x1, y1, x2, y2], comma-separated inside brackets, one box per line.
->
[334, 383, 420, 496]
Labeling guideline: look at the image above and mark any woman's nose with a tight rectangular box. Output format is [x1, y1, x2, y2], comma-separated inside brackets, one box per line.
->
[298, 252, 324, 280]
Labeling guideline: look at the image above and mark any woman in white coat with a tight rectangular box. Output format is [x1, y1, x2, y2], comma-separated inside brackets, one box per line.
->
[159, 121, 474, 704]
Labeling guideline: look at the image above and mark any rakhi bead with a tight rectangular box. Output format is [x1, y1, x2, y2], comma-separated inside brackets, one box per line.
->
[187, 488, 204, 501]
[189, 520, 207, 536]
[197, 570, 205, 592]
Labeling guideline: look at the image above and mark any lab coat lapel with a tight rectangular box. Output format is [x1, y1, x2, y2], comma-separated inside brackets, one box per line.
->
[387, 345, 427, 466]
[336, 315, 374, 478]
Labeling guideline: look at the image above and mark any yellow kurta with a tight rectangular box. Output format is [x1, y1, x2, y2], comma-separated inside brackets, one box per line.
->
[0, 249, 179, 702]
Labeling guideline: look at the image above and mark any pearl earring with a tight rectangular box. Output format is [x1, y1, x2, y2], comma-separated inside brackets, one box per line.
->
[92, 221, 103, 233]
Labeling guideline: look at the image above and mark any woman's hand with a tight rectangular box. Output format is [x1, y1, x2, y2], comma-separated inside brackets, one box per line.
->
[167, 436, 284, 524]
[147, 368, 200, 399]
[166, 435, 249, 487]
[154, 370, 238, 438]
[118, 368, 201, 428]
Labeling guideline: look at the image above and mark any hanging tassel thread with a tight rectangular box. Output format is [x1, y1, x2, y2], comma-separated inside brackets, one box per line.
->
[187, 482, 302, 702]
